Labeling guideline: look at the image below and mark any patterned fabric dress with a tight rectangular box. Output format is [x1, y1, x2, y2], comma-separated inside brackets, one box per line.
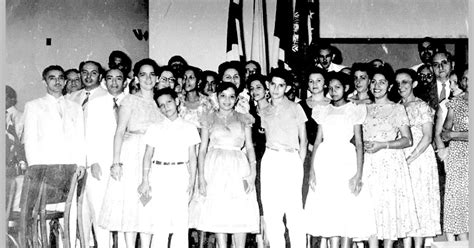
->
[444, 95, 469, 234]
[99, 94, 164, 233]
[304, 102, 376, 238]
[403, 98, 441, 237]
[198, 111, 260, 233]
[362, 103, 420, 240]
[180, 94, 213, 229]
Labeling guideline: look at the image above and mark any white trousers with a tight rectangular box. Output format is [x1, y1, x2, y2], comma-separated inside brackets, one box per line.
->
[83, 168, 111, 247]
[260, 150, 305, 248]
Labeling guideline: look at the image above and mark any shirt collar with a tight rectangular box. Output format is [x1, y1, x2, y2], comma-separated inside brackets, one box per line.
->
[45, 93, 65, 102]
[6, 106, 17, 114]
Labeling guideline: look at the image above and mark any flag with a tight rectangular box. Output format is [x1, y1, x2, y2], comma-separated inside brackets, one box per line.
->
[226, 0, 246, 62]
[250, 0, 269, 74]
[308, 0, 320, 46]
[270, 0, 293, 70]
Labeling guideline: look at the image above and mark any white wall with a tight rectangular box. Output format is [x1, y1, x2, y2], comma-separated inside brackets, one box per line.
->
[150, 0, 468, 73]
[6, 0, 149, 111]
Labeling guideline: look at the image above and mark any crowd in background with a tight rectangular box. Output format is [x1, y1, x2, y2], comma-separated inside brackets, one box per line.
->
[5, 36, 469, 248]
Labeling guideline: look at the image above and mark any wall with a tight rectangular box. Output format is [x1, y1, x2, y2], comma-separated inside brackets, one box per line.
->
[149, 0, 468, 74]
[6, 0, 149, 111]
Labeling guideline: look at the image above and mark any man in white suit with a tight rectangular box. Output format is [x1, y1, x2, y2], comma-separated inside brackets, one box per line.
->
[83, 66, 127, 247]
[67, 60, 108, 118]
[23, 65, 86, 247]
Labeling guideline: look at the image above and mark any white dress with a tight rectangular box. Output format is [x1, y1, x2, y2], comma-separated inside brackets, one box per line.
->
[304, 102, 376, 238]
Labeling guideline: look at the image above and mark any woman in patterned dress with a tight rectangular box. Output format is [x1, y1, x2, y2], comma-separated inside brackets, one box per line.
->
[439, 67, 469, 241]
[100, 58, 164, 248]
[396, 68, 441, 248]
[361, 64, 419, 247]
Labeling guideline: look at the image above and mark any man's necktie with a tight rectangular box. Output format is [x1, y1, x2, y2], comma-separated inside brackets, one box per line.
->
[82, 91, 90, 110]
[57, 99, 64, 118]
[439, 82, 446, 102]
[113, 97, 119, 123]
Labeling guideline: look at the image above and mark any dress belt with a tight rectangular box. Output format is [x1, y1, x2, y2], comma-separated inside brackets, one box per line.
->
[152, 160, 188, 166]
[265, 146, 299, 153]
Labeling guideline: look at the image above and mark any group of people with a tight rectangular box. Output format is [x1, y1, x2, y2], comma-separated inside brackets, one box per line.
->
[5, 36, 469, 248]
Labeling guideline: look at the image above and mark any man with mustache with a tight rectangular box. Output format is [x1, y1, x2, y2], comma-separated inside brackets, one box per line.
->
[23, 65, 86, 247]
[82, 66, 127, 247]
[67, 60, 108, 118]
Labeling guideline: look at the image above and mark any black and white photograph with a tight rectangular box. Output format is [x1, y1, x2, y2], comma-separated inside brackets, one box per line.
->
[4, 0, 470, 247]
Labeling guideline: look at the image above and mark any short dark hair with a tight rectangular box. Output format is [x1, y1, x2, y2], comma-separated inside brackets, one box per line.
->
[432, 50, 453, 63]
[79, 60, 103, 75]
[184, 65, 203, 83]
[269, 67, 292, 87]
[418, 37, 446, 53]
[6, 85, 17, 99]
[154, 87, 178, 102]
[200, 70, 218, 93]
[133, 58, 160, 77]
[245, 60, 262, 75]
[216, 81, 238, 96]
[64, 68, 80, 77]
[218, 61, 246, 92]
[42, 65, 65, 80]
[306, 66, 327, 81]
[395, 68, 418, 83]
[168, 55, 188, 67]
[246, 74, 268, 90]
[327, 71, 353, 98]
[105, 65, 125, 78]
[157, 65, 175, 78]
[108, 50, 132, 75]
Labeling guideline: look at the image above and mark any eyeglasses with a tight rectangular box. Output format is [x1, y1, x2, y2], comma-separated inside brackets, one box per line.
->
[432, 60, 450, 68]
[159, 77, 176, 83]
[418, 73, 433, 80]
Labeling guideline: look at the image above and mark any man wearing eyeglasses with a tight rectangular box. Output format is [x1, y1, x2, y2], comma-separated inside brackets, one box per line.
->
[427, 51, 454, 112]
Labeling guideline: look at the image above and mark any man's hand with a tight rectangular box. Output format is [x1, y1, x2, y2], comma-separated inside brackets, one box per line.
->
[76, 166, 86, 180]
[90, 163, 102, 180]
[110, 164, 123, 181]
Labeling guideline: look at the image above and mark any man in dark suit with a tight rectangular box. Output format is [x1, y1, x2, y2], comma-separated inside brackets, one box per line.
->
[425, 51, 453, 112]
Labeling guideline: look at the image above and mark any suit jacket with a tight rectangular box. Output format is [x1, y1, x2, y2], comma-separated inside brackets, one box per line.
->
[23, 94, 86, 167]
[85, 93, 124, 169]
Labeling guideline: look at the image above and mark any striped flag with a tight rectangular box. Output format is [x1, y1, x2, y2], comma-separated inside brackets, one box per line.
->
[250, 0, 269, 74]
[270, 0, 293, 70]
[226, 0, 246, 62]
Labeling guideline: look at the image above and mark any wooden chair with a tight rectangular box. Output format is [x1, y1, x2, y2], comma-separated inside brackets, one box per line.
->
[17, 164, 86, 248]
[6, 176, 21, 248]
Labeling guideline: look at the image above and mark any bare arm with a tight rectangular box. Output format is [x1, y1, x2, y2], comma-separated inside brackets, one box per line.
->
[309, 124, 323, 191]
[433, 107, 446, 150]
[349, 124, 364, 195]
[244, 125, 257, 193]
[365, 125, 413, 153]
[441, 107, 468, 141]
[187, 144, 198, 194]
[197, 127, 210, 195]
[111, 103, 132, 180]
[406, 122, 433, 165]
[138, 145, 154, 196]
[298, 123, 308, 161]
